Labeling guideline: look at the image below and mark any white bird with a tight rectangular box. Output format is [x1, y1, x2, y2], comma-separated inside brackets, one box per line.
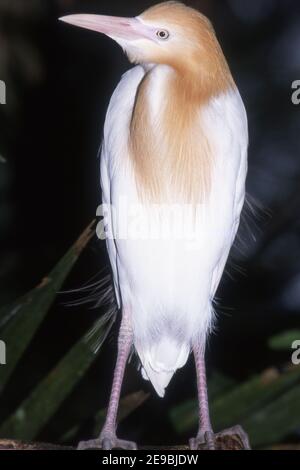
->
[60, 1, 250, 450]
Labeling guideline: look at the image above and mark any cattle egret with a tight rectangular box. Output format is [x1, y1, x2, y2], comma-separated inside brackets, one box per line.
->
[60, 1, 250, 450]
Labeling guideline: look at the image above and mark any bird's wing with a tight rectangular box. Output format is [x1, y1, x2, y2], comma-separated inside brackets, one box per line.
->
[100, 148, 121, 308]
[100, 65, 146, 309]
[208, 87, 248, 299]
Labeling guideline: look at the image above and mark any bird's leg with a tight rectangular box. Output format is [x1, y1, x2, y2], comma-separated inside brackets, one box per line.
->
[189, 344, 251, 450]
[78, 308, 137, 450]
[189, 344, 216, 450]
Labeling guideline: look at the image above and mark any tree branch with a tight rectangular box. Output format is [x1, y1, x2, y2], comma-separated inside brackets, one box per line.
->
[0, 433, 247, 451]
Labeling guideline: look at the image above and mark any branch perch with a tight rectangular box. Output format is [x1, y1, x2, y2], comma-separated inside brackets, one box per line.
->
[0, 433, 247, 450]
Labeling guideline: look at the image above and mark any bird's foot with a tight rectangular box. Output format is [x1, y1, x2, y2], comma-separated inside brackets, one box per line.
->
[216, 425, 251, 450]
[189, 429, 216, 450]
[77, 431, 137, 450]
[189, 425, 250, 450]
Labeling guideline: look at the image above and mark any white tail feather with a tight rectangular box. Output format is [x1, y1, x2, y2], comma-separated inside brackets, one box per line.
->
[139, 338, 190, 397]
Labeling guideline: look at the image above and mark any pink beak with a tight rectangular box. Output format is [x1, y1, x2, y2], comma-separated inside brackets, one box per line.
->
[59, 14, 151, 42]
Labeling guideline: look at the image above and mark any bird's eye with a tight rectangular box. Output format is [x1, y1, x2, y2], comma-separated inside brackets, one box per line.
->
[156, 29, 169, 40]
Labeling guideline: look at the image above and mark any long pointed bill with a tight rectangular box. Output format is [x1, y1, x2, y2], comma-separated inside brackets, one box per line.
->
[59, 14, 150, 41]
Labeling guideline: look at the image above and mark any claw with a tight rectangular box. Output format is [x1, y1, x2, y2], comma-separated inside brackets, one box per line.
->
[77, 434, 137, 450]
[189, 430, 216, 450]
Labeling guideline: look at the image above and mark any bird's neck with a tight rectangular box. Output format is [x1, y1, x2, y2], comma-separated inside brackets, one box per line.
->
[128, 63, 233, 204]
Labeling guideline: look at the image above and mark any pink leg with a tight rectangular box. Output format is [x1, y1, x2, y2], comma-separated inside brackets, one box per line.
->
[189, 344, 251, 450]
[189, 345, 215, 450]
[78, 309, 137, 450]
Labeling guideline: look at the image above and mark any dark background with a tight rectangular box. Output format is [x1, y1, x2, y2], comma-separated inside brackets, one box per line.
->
[0, 0, 300, 446]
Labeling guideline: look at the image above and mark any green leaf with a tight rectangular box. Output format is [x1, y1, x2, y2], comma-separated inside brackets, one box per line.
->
[0, 222, 95, 394]
[211, 366, 300, 432]
[61, 391, 149, 443]
[0, 315, 115, 440]
[93, 390, 149, 436]
[268, 330, 300, 351]
[243, 383, 300, 447]
[171, 366, 300, 436]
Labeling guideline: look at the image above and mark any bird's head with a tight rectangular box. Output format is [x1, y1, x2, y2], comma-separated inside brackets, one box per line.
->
[60, 1, 229, 79]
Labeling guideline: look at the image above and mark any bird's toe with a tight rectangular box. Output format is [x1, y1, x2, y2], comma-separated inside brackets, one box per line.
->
[77, 434, 137, 450]
[189, 430, 216, 450]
